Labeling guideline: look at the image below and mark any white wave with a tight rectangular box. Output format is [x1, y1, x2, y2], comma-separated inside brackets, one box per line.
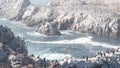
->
[40, 53, 72, 60]
[0, 18, 7, 20]
[26, 36, 119, 49]
[26, 39, 41, 43]
[60, 30, 73, 35]
[26, 36, 92, 44]
[27, 32, 46, 37]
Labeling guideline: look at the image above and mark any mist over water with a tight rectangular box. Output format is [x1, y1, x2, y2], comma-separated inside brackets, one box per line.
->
[0, 19, 120, 60]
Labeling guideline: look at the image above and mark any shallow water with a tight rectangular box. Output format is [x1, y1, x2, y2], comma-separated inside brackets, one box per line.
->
[0, 19, 120, 60]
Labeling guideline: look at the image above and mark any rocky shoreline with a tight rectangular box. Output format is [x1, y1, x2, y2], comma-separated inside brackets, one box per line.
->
[0, 25, 120, 68]
[0, 0, 120, 37]
[0, 0, 120, 68]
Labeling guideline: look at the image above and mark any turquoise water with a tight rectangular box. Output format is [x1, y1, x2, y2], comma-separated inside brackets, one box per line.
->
[0, 19, 120, 60]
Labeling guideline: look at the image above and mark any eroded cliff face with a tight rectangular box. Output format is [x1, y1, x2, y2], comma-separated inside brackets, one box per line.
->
[0, 0, 31, 20]
[0, 0, 61, 36]
[25, 0, 120, 37]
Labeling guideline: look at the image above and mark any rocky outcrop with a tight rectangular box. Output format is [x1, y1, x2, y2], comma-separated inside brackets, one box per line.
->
[84, 0, 120, 5]
[0, 25, 28, 67]
[21, 5, 39, 26]
[0, 26, 46, 67]
[0, 25, 27, 55]
[53, 48, 120, 68]
[0, 0, 62, 36]
[0, 25, 14, 44]
[0, 0, 31, 20]
[25, 0, 120, 37]
[35, 22, 61, 36]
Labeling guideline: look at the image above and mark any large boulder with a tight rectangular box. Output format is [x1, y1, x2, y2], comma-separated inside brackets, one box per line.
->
[35, 22, 61, 36]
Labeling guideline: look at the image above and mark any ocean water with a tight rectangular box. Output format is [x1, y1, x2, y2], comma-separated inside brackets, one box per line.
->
[29, 0, 52, 6]
[0, 19, 120, 60]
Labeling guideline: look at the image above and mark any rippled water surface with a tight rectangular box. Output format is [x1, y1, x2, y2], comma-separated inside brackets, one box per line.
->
[0, 19, 120, 60]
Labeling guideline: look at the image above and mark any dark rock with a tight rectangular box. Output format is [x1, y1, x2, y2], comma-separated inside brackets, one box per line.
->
[35, 22, 61, 36]
[0, 25, 14, 44]
[0, 25, 28, 67]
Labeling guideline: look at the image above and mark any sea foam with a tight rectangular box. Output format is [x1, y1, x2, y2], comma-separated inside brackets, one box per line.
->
[40, 53, 72, 60]
[26, 36, 119, 49]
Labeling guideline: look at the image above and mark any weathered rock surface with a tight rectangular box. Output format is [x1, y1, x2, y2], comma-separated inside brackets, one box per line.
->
[20, 0, 120, 37]
[0, 25, 28, 67]
[27, 0, 120, 37]
[0, 0, 61, 36]
[0, 25, 14, 44]
[84, 0, 120, 5]
[35, 22, 61, 36]
[0, 25, 27, 55]
[0, 0, 31, 20]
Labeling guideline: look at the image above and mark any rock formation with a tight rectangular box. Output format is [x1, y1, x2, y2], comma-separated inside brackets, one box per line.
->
[21, 0, 120, 37]
[0, 0, 61, 36]
[27, 0, 120, 37]
[84, 0, 120, 5]
[0, 0, 31, 20]
[0, 25, 14, 44]
[0, 25, 28, 67]
[35, 22, 61, 36]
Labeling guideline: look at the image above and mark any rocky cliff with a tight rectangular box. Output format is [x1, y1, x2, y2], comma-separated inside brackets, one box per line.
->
[0, 0, 31, 20]
[1, 0, 120, 37]
[0, 25, 29, 67]
[84, 0, 120, 5]
[21, 0, 120, 37]
[0, 0, 61, 36]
